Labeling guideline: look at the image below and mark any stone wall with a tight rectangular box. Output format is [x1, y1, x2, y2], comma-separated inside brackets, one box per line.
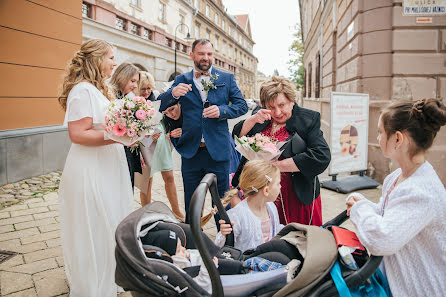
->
[301, 0, 446, 184]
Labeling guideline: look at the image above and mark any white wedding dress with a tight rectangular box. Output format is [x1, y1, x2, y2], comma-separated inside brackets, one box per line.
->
[58, 82, 133, 297]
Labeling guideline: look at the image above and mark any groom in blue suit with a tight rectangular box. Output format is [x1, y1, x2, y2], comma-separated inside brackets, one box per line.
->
[159, 39, 248, 223]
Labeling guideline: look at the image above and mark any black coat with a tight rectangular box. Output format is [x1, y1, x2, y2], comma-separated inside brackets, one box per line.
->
[232, 104, 331, 205]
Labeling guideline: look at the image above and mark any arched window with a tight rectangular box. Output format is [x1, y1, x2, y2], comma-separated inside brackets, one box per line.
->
[315, 52, 320, 98]
[308, 62, 312, 98]
[133, 63, 147, 71]
[303, 68, 307, 98]
[168, 72, 181, 82]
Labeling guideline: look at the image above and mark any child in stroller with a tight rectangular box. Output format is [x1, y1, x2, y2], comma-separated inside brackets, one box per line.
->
[115, 173, 384, 297]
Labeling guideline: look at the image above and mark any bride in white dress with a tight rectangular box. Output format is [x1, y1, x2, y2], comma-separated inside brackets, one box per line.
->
[57, 39, 134, 297]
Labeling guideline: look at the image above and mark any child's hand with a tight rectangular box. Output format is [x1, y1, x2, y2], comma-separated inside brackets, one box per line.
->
[213, 256, 218, 267]
[219, 220, 234, 236]
[175, 238, 189, 259]
[346, 196, 361, 216]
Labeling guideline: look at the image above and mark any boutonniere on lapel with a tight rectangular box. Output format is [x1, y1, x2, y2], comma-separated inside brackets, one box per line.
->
[201, 73, 219, 97]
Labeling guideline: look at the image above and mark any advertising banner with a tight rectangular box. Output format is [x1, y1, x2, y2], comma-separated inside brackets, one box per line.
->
[329, 92, 369, 175]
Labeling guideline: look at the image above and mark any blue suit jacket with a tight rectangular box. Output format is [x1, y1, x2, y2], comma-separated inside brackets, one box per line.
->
[158, 68, 248, 161]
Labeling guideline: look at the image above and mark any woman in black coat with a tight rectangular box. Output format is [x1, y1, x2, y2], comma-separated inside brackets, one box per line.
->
[232, 77, 331, 225]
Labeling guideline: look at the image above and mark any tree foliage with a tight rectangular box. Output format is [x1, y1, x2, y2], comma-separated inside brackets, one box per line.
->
[288, 24, 304, 89]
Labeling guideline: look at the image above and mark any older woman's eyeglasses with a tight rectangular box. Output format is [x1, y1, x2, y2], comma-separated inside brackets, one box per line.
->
[140, 87, 151, 92]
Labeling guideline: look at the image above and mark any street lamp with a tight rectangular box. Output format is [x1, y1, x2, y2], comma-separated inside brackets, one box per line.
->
[174, 23, 193, 76]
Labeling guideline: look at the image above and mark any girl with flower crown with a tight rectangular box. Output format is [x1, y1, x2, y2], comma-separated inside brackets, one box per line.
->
[215, 160, 284, 252]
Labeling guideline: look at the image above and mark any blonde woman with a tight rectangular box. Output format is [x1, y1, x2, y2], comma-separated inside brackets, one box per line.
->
[135, 72, 185, 221]
[110, 62, 141, 188]
[58, 39, 133, 297]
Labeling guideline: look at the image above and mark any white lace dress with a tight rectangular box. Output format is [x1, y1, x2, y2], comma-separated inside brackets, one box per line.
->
[58, 82, 133, 297]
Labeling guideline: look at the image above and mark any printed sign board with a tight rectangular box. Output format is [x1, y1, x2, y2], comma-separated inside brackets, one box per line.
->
[403, 0, 446, 15]
[329, 92, 369, 175]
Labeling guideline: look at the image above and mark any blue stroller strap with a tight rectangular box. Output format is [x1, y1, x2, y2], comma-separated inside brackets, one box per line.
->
[330, 261, 352, 297]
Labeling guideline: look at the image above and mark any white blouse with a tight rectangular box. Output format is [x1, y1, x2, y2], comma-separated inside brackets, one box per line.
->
[349, 161, 446, 297]
[215, 199, 284, 252]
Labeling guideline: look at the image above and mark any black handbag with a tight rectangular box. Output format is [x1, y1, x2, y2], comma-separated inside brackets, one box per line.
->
[280, 132, 306, 158]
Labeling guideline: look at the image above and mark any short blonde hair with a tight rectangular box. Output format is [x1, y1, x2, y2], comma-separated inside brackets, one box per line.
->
[138, 71, 156, 92]
[58, 39, 114, 110]
[110, 62, 139, 94]
[260, 77, 296, 107]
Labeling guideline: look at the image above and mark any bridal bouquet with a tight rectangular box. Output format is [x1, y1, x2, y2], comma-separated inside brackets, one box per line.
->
[235, 133, 284, 161]
[104, 96, 158, 146]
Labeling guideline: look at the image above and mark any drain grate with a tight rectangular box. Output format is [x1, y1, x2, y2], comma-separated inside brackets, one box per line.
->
[0, 250, 17, 264]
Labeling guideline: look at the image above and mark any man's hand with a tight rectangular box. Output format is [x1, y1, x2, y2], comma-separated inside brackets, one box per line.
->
[251, 109, 271, 124]
[219, 220, 234, 236]
[169, 128, 182, 138]
[203, 105, 220, 118]
[172, 83, 192, 98]
[152, 132, 161, 142]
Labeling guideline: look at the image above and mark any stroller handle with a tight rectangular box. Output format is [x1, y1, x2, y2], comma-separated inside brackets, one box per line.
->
[189, 173, 233, 297]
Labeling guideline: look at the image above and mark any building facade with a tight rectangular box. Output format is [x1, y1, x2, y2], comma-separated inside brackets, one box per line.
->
[0, 0, 81, 185]
[0, 0, 258, 185]
[300, 0, 446, 184]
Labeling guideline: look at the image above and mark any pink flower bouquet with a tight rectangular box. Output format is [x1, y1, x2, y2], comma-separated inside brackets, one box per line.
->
[235, 134, 285, 161]
[104, 96, 158, 146]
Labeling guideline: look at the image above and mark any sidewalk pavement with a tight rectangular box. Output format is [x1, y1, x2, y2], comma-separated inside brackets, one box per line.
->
[0, 170, 381, 297]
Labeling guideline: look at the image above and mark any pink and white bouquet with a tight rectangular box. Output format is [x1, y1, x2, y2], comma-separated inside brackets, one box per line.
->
[235, 133, 284, 161]
[104, 96, 158, 146]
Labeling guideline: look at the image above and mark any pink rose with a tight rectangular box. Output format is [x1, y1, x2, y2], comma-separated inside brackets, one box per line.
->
[148, 108, 156, 116]
[262, 142, 278, 153]
[113, 124, 126, 137]
[127, 128, 136, 137]
[146, 100, 153, 106]
[135, 109, 147, 120]
[126, 101, 135, 109]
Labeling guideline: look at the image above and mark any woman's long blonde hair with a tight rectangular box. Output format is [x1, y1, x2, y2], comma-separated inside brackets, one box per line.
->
[58, 39, 114, 110]
[109, 62, 140, 96]
[201, 160, 280, 226]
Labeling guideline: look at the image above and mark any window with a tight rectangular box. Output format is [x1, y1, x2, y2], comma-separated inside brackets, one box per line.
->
[222, 42, 226, 54]
[179, 15, 185, 32]
[229, 46, 233, 58]
[206, 5, 210, 17]
[143, 28, 153, 40]
[303, 68, 307, 97]
[215, 36, 219, 51]
[238, 34, 242, 44]
[215, 13, 219, 25]
[115, 16, 126, 31]
[130, 23, 138, 35]
[315, 52, 321, 98]
[182, 44, 187, 53]
[194, 0, 199, 8]
[308, 62, 312, 98]
[130, 0, 140, 8]
[194, 23, 200, 39]
[158, 2, 166, 22]
[222, 19, 225, 30]
[166, 38, 173, 48]
[206, 30, 210, 40]
[82, 3, 91, 18]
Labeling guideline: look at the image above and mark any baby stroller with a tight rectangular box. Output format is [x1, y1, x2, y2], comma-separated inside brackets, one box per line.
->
[115, 174, 383, 297]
